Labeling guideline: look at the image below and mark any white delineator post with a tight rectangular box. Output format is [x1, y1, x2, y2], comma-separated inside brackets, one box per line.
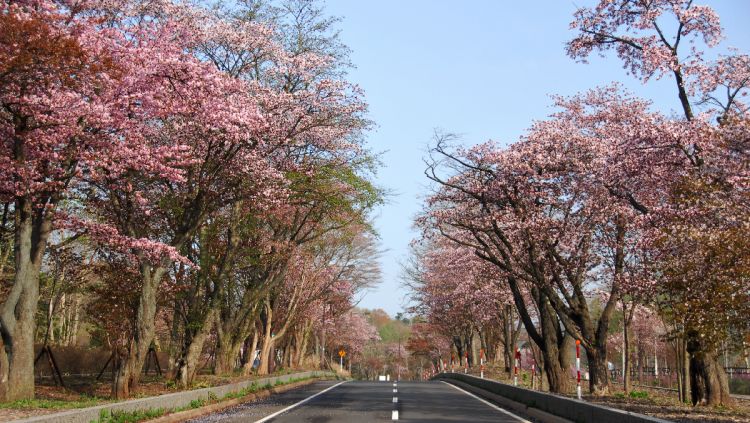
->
[464, 352, 468, 374]
[531, 362, 536, 390]
[514, 348, 519, 387]
[576, 340, 582, 400]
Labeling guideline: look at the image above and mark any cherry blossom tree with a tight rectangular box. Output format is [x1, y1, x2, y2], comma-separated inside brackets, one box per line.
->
[327, 310, 380, 362]
[407, 237, 521, 374]
[568, 0, 749, 405]
[0, 0, 195, 400]
[1, 0, 380, 400]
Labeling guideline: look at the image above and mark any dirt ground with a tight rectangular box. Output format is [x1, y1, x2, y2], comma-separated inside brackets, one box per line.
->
[582, 390, 750, 423]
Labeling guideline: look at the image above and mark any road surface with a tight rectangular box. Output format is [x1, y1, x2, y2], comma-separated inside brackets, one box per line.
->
[188, 380, 531, 422]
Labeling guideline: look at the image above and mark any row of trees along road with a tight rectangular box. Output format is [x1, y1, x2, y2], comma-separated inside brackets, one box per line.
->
[410, 0, 749, 407]
[0, 0, 384, 401]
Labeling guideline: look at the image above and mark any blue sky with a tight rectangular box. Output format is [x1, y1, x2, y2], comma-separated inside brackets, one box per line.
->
[322, 0, 750, 316]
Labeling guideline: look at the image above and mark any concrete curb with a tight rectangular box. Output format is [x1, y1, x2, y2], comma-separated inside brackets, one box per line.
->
[11, 370, 334, 423]
[434, 373, 673, 423]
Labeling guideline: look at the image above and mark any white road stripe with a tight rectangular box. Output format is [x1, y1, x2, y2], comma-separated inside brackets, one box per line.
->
[393, 388, 397, 393]
[391, 409, 399, 420]
[393, 396, 398, 403]
[253, 381, 348, 423]
[441, 381, 531, 423]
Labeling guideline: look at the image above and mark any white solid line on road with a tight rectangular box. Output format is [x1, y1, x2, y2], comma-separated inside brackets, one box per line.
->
[393, 396, 398, 403]
[441, 381, 531, 423]
[253, 381, 348, 423]
[392, 410, 399, 420]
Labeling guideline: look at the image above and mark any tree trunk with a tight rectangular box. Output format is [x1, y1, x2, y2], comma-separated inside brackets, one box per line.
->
[257, 299, 274, 376]
[214, 337, 243, 375]
[501, 304, 513, 377]
[587, 348, 610, 396]
[258, 336, 275, 376]
[623, 323, 631, 394]
[542, 338, 571, 394]
[242, 330, 260, 375]
[69, 295, 81, 346]
[540, 308, 574, 394]
[298, 327, 310, 367]
[0, 205, 49, 401]
[506, 280, 572, 393]
[471, 331, 480, 368]
[687, 331, 733, 406]
[283, 344, 291, 369]
[682, 335, 691, 403]
[112, 343, 136, 399]
[174, 308, 216, 387]
[111, 265, 164, 398]
[636, 343, 642, 383]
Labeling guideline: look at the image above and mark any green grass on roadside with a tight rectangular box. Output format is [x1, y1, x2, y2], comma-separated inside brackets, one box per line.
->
[628, 390, 649, 399]
[93, 408, 166, 423]
[0, 396, 105, 410]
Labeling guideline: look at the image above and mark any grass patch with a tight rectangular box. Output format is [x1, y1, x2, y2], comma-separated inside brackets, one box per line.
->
[94, 408, 165, 423]
[0, 396, 104, 410]
[189, 398, 205, 409]
[629, 390, 649, 399]
[191, 381, 211, 389]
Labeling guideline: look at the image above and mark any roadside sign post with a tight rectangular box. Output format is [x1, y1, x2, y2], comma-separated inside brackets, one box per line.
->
[339, 348, 346, 372]
[464, 351, 468, 374]
[576, 340, 582, 400]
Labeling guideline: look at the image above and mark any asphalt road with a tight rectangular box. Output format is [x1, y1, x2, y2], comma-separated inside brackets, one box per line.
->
[189, 380, 531, 422]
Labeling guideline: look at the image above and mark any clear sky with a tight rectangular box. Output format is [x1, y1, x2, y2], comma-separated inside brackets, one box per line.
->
[322, 0, 750, 316]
